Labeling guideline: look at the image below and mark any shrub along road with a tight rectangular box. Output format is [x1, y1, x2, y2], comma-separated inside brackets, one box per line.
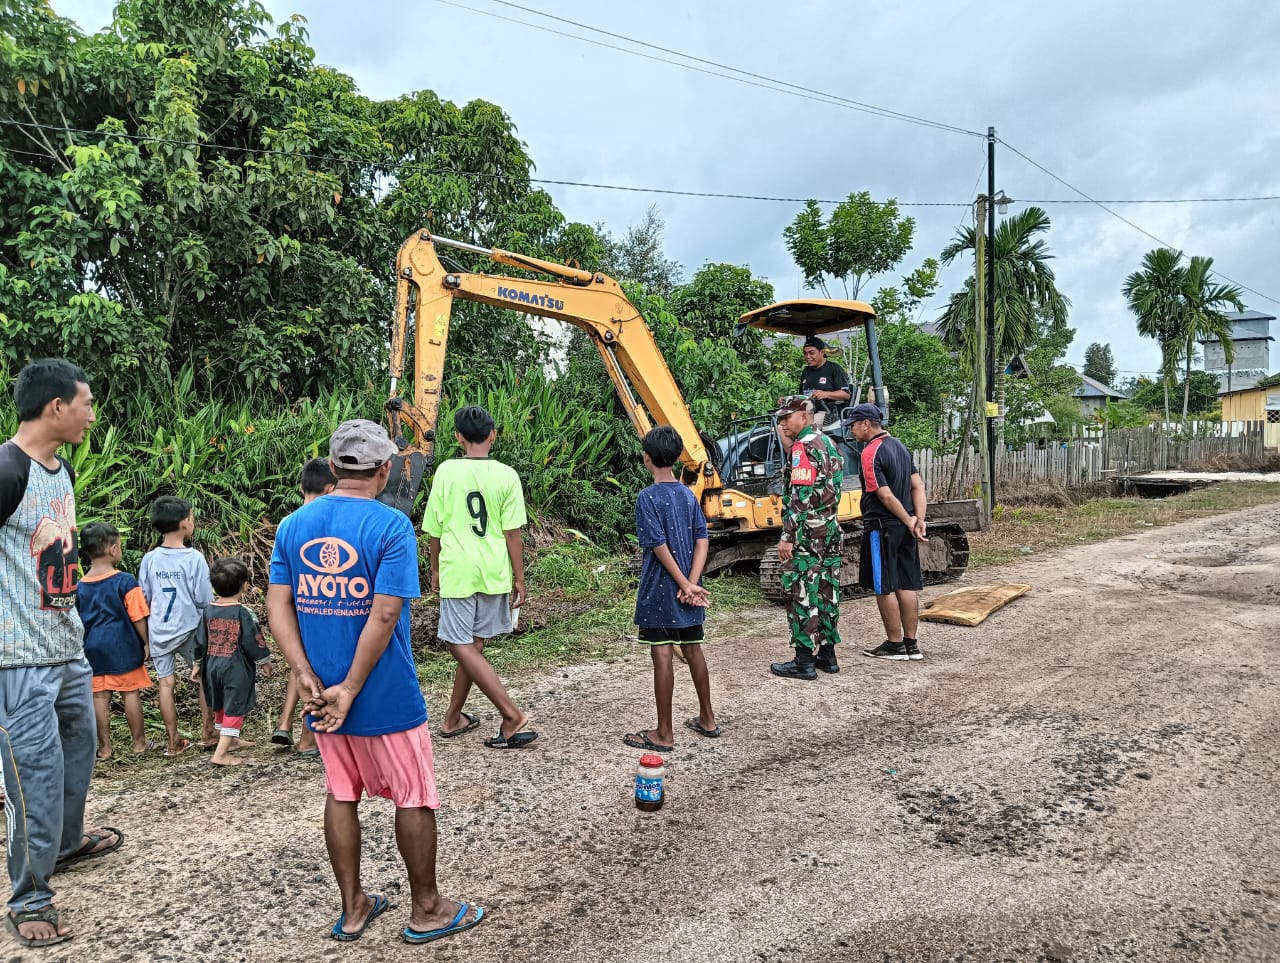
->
[38, 504, 1280, 962]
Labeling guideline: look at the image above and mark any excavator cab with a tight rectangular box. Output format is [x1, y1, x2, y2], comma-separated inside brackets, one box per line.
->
[721, 299, 886, 488]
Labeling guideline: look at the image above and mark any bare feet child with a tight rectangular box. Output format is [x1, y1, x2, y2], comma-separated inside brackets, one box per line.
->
[138, 496, 217, 755]
[193, 558, 273, 766]
[76, 523, 154, 760]
[623, 426, 718, 753]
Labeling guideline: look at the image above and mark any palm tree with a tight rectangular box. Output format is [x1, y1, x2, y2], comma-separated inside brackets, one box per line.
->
[937, 207, 1070, 372]
[1123, 247, 1185, 429]
[1178, 255, 1243, 419]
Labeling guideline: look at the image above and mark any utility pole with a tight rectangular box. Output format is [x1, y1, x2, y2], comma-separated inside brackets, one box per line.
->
[974, 196, 991, 522]
[985, 126, 998, 509]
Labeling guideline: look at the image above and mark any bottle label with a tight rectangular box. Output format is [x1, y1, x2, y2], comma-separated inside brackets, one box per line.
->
[634, 775, 663, 803]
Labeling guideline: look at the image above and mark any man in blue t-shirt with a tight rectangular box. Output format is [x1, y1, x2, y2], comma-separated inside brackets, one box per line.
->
[622, 426, 719, 754]
[267, 419, 484, 945]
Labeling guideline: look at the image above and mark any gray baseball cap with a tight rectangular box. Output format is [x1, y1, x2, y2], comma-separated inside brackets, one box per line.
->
[846, 402, 883, 424]
[329, 419, 398, 470]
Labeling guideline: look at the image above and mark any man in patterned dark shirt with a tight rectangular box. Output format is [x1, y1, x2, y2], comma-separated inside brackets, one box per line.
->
[0, 359, 123, 948]
[769, 395, 845, 681]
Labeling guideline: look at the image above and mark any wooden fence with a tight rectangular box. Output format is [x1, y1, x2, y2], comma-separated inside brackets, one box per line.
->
[914, 421, 1266, 497]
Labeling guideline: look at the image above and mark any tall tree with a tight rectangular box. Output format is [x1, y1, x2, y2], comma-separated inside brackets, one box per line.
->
[1123, 247, 1185, 428]
[1082, 342, 1117, 386]
[1176, 255, 1243, 418]
[598, 205, 682, 297]
[936, 206, 1070, 373]
[783, 192, 914, 299]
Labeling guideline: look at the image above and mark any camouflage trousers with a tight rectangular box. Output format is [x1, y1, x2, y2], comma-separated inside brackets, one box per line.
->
[780, 553, 841, 650]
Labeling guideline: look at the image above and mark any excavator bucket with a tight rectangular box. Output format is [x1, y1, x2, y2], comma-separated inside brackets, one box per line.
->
[377, 451, 429, 516]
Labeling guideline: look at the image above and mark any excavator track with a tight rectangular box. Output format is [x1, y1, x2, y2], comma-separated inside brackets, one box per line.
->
[759, 524, 970, 604]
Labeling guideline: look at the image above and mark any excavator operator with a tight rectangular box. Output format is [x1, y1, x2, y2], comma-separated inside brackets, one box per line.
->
[799, 336, 851, 428]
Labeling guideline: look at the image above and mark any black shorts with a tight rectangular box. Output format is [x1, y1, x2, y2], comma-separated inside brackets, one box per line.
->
[637, 625, 705, 644]
[858, 518, 923, 594]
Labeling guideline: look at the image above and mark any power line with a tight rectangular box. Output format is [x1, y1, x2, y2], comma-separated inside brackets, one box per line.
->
[476, 0, 983, 138]
[998, 136, 1280, 309]
[0, 118, 968, 206]
[7, 120, 1275, 211]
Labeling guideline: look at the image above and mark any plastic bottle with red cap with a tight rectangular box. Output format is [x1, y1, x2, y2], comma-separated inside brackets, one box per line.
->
[634, 754, 665, 812]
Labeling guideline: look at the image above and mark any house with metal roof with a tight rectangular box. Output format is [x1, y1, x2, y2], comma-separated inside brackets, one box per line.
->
[1073, 374, 1128, 417]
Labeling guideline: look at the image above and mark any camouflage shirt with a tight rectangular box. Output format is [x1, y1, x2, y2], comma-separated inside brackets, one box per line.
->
[780, 426, 843, 556]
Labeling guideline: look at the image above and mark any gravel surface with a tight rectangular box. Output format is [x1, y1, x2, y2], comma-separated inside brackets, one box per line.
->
[35, 505, 1280, 962]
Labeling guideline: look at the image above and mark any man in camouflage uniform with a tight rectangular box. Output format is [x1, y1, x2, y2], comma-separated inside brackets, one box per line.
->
[769, 395, 844, 681]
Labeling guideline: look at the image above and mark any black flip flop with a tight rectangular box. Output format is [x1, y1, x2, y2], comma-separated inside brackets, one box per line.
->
[684, 718, 722, 739]
[622, 732, 673, 753]
[55, 827, 124, 873]
[437, 712, 481, 739]
[484, 730, 538, 749]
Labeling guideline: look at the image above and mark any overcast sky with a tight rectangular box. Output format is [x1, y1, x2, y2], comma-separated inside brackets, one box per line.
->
[55, 0, 1280, 381]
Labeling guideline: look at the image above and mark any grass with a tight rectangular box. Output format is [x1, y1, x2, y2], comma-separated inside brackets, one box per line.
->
[969, 480, 1280, 566]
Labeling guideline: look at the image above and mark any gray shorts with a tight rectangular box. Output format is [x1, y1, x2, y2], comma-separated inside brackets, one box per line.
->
[438, 593, 513, 645]
[152, 629, 197, 680]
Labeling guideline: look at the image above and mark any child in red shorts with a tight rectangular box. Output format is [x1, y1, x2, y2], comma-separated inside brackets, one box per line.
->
[76, 522, 153, 760]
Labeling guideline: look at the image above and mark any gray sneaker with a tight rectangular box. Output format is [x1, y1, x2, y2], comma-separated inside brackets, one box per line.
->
[863, 641, 910, 661]
[904, 639, 924, 661]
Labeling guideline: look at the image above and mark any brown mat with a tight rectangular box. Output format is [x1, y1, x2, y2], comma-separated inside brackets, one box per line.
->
[919, 583, 1032, 627]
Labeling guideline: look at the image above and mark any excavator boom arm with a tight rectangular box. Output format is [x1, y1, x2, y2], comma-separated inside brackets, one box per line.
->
[386, 231, 720, 498]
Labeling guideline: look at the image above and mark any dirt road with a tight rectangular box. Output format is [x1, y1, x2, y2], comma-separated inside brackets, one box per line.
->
[40, 505, 1280, 962]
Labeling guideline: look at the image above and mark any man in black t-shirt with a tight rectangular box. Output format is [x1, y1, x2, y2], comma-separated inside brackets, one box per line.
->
[848, 403, 929, 663]
[798, 336, 851, 427]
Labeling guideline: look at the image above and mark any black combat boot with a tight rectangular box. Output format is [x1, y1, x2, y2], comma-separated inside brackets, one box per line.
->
[815, 644, 840, 674]
[770, 646, 817, 680]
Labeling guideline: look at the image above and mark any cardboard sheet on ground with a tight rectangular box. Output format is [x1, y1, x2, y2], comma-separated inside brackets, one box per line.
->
[919, 583, 1032, 626]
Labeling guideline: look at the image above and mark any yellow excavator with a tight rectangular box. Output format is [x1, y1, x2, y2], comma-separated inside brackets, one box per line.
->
[378, 230, 982, 601]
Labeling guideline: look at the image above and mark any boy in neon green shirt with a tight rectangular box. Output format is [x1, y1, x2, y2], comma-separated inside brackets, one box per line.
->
[424, 406, 538, 749]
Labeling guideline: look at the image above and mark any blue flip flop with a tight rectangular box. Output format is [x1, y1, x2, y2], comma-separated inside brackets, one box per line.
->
[401, 902, 486, 944]
[331, 892, 389, 941]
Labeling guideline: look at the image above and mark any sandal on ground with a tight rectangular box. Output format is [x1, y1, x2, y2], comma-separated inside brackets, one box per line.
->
[295, 747, 321, 759]
[270, 729, 294, 747]
[622, 732, 673, 753]
[330, 892, 389, 942]
[437, 712, 481, 739]
[162, 739, 193, 758]
[402, 903, 485, 945]
[484, 730, 538, 749]
[55, 827, 124, 873]
[6, 907, 72, 947]
[684, 718, 722, 739]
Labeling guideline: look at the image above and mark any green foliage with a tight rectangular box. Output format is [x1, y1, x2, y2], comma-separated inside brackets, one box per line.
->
[871, 319, 963, 447]
[937, 207, 1072, 373]
[1124, 247, 1243, 420]
[668, 261, 775, 342]
[1127, 372, 1218, 415]
[1093, 399, 1148, 429]
[597, 205, 682, 297]
[783, 192, 914, 299]
[1082, 342, 1117, 386]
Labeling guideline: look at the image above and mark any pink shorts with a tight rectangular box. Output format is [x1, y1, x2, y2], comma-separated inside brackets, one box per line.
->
[315, 721, 440, 809]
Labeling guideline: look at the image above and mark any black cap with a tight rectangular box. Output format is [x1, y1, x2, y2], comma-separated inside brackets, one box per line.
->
[803, 335, 828, 351]
[454, 405, 495, 441]
[846, 403, 883, 424]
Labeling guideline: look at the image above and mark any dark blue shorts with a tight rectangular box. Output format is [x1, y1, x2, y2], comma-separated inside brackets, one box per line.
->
[637, 625, 705, 644]
[858, 518, 923, 594]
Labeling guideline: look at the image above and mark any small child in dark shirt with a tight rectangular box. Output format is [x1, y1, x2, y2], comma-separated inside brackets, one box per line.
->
[77, 522, 153, 760]
[192, 558, 273, 766]
[622, 426, 718, 754]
